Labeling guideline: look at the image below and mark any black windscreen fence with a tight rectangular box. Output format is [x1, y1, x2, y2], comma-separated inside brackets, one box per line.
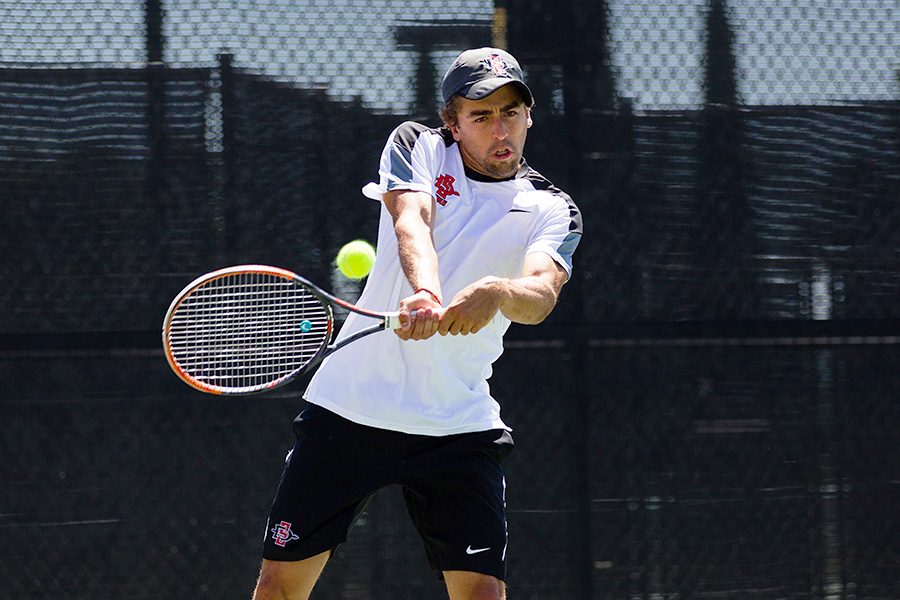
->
[2, 1, 898, 598]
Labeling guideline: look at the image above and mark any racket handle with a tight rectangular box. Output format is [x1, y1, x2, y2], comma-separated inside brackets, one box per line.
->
[384, 312, 402, 330]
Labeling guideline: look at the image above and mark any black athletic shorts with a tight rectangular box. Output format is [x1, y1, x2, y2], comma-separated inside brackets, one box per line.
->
[261, 402, 515, 581]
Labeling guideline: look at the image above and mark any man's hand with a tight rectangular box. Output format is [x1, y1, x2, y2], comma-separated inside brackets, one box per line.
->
[438, 253, 569, 336]
[437, 277, 504, 336]
[395, 289, 443, 341]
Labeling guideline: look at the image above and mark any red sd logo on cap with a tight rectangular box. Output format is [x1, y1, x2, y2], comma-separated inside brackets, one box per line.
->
[482, 53, 511, 77]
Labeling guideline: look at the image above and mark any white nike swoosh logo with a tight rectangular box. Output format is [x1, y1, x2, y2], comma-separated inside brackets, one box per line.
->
[466, 545, 491, 555]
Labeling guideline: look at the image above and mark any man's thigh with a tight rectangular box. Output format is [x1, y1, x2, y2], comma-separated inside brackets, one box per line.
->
[401, 429, 514, 581]
[262, 405, 390, 561]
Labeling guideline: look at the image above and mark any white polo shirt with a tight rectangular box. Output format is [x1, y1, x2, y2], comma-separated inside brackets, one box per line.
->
[303, 122, 582, 436]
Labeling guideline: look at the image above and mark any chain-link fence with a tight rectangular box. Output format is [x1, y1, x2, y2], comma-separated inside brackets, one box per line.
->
[2, 0, 898, 598]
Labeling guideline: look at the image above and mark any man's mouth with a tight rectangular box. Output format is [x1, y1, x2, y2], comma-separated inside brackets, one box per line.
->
[493, 148, 513, 160]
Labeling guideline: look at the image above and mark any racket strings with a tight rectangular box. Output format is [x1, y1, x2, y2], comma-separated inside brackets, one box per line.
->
[167, 272, 331, 391]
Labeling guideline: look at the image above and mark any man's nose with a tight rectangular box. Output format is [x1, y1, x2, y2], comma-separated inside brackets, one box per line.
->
[491, 119, 509, 139]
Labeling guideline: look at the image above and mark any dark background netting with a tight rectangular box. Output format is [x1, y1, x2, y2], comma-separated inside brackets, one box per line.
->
[1, 0, 898, 598]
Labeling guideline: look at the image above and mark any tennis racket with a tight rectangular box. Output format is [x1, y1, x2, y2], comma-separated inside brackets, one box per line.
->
[162, 265, 401, 395]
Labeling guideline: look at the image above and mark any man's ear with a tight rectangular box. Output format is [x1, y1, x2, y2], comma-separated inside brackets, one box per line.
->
[526, 108, 533, 129]
[449, 124, 462, 141]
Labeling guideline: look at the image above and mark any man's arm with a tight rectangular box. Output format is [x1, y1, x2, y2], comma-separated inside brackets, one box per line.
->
[437, 252, 569, 336]
[383, 189, 443, 340]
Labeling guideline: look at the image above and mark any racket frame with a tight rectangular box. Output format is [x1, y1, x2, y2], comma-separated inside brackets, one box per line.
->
[162, 265, 399, 395]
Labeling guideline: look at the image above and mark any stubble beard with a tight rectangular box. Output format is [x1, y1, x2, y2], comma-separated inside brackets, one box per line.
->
[482, 150, 520, 179]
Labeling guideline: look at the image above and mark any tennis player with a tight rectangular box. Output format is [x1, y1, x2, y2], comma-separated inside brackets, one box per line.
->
[252, 47, 582, 600]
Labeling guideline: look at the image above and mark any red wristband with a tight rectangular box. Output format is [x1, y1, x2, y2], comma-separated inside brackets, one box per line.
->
[414, 288, 442, 304]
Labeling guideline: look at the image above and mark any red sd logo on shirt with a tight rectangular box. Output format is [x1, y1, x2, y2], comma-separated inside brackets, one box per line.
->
[434, 173, 460, 206]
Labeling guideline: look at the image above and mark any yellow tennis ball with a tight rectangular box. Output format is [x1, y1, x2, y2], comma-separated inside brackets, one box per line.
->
[336, 240, 376, 279]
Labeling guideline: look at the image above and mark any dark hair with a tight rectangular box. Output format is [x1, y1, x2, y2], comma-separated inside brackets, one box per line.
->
[438, 97, 460, 127]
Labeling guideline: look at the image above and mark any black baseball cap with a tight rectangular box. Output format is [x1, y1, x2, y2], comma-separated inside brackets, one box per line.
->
[440, 47, 534, 107]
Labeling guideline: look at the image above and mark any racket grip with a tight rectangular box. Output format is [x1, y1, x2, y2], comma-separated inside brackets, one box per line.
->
[384, 312, 402, 330]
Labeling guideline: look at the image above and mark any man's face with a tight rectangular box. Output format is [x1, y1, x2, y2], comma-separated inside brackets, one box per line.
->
[448, 85, 533, 180]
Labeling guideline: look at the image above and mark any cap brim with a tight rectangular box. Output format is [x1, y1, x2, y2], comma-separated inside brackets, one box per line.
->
[459, 79, 534, 106]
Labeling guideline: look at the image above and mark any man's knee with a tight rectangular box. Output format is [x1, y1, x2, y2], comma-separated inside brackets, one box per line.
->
[251, 554, 329, 600]
[252, 568, 287, 600]
[252, 568, 296, 600]
[464, 585, 505, 600]
[444, 571, 506, 600]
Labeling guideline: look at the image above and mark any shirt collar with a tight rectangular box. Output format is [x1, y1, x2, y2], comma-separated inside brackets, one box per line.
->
[463, 159, 528, 183]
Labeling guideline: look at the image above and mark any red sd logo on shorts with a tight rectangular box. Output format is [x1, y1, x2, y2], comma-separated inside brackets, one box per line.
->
[270, 520, 300, 547]
[434, 173, 460, 206]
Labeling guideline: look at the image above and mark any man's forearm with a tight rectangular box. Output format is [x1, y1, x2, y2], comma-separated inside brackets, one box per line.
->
[385, 190, 443, 301]
[394, 211, 442, 301]
[494, 275, 559, 325]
